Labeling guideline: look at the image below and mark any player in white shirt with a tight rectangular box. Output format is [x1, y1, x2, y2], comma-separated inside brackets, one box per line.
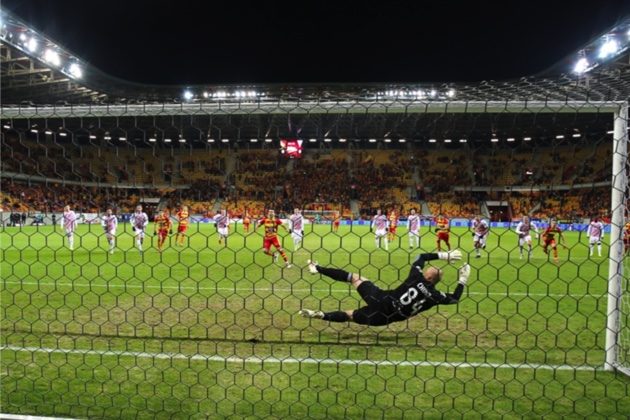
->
[101, 208, 118, 254]
[289, 208, 304, 250]
[515, 215, 539, 259]
[587, 217, 605, 257]
[214, 209, 230, 245]
[130, 205, 149, 253]
[371, 209, 389, 250]
[472, 216, 490, 258]
[60, 205, 78, 250]
[407, 208, 421, 249]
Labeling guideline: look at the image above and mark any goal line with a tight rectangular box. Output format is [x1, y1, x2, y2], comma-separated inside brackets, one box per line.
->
[0, 344, 602, 372]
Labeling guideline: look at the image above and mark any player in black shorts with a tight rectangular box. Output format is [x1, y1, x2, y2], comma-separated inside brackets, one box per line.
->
[299, 250, 470, 326]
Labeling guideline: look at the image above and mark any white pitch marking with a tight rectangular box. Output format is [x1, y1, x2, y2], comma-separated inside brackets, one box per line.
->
[0, 279, 604, 299]
[0, 413, 80, 420]
[0, 345, 601, 372]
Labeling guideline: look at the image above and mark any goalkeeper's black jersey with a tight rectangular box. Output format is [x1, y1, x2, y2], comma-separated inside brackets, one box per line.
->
[388, 253, 463, 319]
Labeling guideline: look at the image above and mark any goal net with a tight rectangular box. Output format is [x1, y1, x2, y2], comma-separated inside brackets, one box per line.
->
[0, 100, 628, 418]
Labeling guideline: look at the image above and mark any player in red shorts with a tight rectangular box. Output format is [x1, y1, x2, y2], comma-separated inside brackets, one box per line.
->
[542, 219, 564, 263]
[154, 208, 173, 253]
[175, 205, 189, 246]
[624, 221, 630, 255]
[256, 209, 291, 268]
[435, 214, 451, 251]
[332, 211, 341, 232]
[388, 211, 398, 242]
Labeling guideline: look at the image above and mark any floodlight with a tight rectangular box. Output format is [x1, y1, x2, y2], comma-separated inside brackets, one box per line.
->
[368, 138, 377, 143]
[164, 138, 172, 143]
[507, 137, 515, 142]
[221, 138, 229, 143]
[444, 139, 452, 143]
[89, 134, 97, 139]
[447, 89, 455, 98]
[523, 136, 532, 141]
[398, 138, 406, 143]
[30, 129, 38, 134]
[178, 138, 186, 143]
[44, 49, 61, 66]
[45, 130, 53, 135]
[459, 138, 467, 143]
[573, 57, 589, 74]
[598, 38, 619, 59]
[383, 138, 391, 143]
[339, 138, 347, 143]
[59, 132, 67, 137]
[207, 138, 215, 143]
[104, 135, 112, 140]
[65, 62, 83, 79]
[309, 138, 317, 143]
[19, 33, 26, 41]
[148, 137, 156, 142]
[119, 136, 127, 141]
[555, 134, 565, 139]
[265, 138, 273, 143]
[183, 90, 194, 101]
[250, 138, 258, 143]
[324, 138, 332, 142]
[3, 124, 11, 129]
[428, 139, 437, 143]
[27, 37, 38, 53]
[491, 138, 499, 143]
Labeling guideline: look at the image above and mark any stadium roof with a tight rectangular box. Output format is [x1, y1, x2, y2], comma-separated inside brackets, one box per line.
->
[1, 9, 630, 106]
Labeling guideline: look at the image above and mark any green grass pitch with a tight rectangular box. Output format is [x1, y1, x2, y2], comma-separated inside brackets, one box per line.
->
[1, 223, 629, 419]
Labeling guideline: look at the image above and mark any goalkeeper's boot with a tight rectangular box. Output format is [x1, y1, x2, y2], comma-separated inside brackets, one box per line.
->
[285, 261, 292, 268]
[307, 260, 319, 275]
[299, 309, 324, 319]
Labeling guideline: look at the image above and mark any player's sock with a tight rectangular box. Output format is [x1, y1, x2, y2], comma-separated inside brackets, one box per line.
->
[597, 244, 602, 256]
[384, 238, 389, 251]
[375, 238, 380, 248]
[589, 245, 593, 256]
[322, 311, 350, 322]
[316, 266, 351, 282]
[280, 251, 288, 262]
[68, 236, 74, 250]
[137, 239, 143, 251]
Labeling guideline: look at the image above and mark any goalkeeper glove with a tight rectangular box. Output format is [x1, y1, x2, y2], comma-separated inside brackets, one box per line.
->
[438, 249, 462, 262]
[458, 264, 471, 286]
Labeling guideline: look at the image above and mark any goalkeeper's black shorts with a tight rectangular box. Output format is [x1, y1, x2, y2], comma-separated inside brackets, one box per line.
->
[352, 281, 406, 326]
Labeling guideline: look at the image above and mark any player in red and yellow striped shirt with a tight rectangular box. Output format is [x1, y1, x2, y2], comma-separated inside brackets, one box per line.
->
[154, 209, 173, 252]
[542, 219, 564, 263]
[435, 214, 451, 251]
[175, 205, 189, 246]
[255, 209, 290, 268]
[623, 221, 630, 255]
[243, 212, 251, 233]
[388, 211, 398, 242]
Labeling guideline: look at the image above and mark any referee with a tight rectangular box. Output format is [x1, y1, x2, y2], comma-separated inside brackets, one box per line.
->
[299, 250, 470, 326]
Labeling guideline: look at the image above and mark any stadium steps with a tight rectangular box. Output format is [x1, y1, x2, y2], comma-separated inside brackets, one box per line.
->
[212, 199, 224, 213]
[480, 201, 491, 218]
[350, 200, 360, 217]
[420, 200, 431, 216]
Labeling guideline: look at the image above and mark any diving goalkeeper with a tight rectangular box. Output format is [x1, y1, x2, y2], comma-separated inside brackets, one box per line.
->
[299, 250, 470, 326]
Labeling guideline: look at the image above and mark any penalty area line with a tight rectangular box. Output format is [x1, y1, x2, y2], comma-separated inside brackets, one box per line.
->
[0, 345, 601, 372]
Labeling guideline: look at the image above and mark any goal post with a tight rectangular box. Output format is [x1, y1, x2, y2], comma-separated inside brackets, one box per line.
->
[606, 102, 629, 373]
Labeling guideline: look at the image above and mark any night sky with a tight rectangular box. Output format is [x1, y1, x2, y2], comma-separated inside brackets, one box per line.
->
[2, 0, 629, 85]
